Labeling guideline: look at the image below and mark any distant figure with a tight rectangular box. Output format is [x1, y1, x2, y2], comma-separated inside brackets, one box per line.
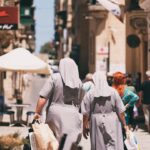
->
[82, 73, 94, 92]
[139, 70, 150, 132]
[107, 72, 113, 86]
[126, 76, 136, 93]
[112, 72, 139, 128]
[22, 73, 33, 88]
[34, 58, 84, 150]
[126, 75, 138, 130]
[81, 71, 128, 150]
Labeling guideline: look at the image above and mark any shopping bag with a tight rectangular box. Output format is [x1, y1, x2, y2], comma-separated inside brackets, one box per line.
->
[29, 128, 39, 150]
[124, 131, 140, 150]
[32, 120, 59, 150]
[23, 127, 38, 150]
[133, 105, 139, 119]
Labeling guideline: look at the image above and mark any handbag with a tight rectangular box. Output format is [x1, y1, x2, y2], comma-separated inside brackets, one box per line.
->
[124, 131, 140, 150]
[32, 120, 59, 150]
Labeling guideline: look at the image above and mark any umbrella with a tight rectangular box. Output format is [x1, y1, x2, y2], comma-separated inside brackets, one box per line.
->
[0, 48, 50, 74]
[0, 48, 51, 98]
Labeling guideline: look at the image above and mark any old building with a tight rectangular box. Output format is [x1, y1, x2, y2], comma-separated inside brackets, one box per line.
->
[54, 0, 148, 82]
[126, 0, 147, 83]
[0, 0, 35, 99]
[139, 0, 150, 79]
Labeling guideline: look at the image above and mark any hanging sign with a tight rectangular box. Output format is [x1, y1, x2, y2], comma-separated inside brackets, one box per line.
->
[0, 7, 18, 30]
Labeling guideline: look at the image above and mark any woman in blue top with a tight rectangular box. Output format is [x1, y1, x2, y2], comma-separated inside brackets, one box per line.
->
[112, 72, 139, 127]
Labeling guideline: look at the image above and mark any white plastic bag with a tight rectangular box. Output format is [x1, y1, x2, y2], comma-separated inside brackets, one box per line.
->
[29, 131, 39, 150]
[124, 131, 140, 150]
[133, 105, 138, 118]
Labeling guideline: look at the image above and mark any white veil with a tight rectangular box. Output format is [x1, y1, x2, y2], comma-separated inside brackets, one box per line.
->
[92, 71, 112, 97]
[59, 58, 81, 88]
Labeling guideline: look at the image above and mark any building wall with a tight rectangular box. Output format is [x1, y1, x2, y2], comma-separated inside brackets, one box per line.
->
[95, 13, 126, 73]
[73, 2, 126, 78]
[148, 12, 150, 69]
[126, 10, 147, 81]
[73, 2, 89, 79]
[54, 0, 149, 82]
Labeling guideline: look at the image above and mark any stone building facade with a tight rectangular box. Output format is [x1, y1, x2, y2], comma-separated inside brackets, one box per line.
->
[54, 0, 148, 82]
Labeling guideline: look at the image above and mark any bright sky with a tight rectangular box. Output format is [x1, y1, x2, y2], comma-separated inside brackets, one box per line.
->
[34, 0, 54, 53]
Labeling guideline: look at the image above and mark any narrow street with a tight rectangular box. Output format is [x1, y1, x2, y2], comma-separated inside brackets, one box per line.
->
[0, 123, 150, 150]
[0, 75, 150, 150]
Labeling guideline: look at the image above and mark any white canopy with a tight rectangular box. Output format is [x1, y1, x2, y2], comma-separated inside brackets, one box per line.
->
[0, 48, 51, 74]
[97, 0, 121, 17]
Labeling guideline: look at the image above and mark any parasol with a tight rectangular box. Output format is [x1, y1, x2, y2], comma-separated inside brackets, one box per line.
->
[0, 48, 51, 100]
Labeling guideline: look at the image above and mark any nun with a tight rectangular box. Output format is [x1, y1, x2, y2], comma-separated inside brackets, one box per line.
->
[81, 71, 128, 150]
[34, 57, 84, 150]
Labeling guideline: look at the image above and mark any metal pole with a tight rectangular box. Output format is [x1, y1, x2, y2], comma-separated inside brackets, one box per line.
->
[107, 41, 110, 73]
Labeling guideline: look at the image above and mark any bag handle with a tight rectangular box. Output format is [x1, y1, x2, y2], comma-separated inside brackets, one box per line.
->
[32, 119, 40, 124]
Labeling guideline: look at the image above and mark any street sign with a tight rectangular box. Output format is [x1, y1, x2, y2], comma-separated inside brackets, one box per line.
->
[0, 7, 18, 30]
[97, 47, 108, 58]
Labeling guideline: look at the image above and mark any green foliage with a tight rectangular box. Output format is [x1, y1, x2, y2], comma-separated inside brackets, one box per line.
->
[40, 41, 56, 59]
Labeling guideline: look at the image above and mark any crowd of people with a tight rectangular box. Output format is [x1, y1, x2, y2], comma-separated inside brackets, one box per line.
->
[33, 57, 150, 150]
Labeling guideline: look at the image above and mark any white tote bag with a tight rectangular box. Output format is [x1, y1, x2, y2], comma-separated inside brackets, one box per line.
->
[32, 122, 59, 150]
[124, 131, 140, 150]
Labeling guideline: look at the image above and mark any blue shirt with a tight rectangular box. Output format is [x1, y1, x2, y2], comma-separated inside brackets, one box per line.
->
[122, 88, 139, 107]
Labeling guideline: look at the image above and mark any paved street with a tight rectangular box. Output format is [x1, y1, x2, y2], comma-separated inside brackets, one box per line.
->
[1, 75, 150, 150]
[0, 123, 150, 150]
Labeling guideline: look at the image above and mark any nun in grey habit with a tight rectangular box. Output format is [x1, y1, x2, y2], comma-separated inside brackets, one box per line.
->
[81, 71, 128, 150]
[34, 57, 84, 150]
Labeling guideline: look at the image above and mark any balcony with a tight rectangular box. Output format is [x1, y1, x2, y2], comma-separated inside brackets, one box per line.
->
[87, 2, 107, 19]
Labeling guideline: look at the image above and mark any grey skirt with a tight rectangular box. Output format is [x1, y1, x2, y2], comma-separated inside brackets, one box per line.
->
[46, 104, 83, 150]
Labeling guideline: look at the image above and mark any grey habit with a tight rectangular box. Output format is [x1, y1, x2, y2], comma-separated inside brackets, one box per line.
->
[81, 71, 125, 150]
[39, 58, 83, 150]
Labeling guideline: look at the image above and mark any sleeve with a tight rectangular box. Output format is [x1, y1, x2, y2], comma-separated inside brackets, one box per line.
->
[81, 91, 93, 116]
[123, 89, 139, 107]
[114, 90, 125, 113]
[39, 76, 54, 100]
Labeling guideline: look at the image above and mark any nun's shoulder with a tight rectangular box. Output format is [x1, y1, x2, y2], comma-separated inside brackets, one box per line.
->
[110, 87, 118, 94]
[51, 73, 61, 79]
[46, 73, 61, 83]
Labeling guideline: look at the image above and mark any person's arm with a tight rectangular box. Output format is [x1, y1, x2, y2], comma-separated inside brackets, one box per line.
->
[118, 112, 129, 132]
[114, 89, 129, 132]
[138, 91, 143, 104]
[122, 89, 139, 109]
[83, 114, 89, 139]
[34, 76, 54, 119]
[80, 91, 92, 139]
[34, 96, 47, 119]
[127, 90, 139, 107]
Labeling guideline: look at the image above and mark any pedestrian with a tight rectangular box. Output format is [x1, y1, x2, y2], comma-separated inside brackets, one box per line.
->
[139, 70, 150, 132]
[126, 75, 139, 130]
[34, 57, 84, 150]
[126, 74, 136, 93]
[82, 73, 94, 92]
[81, 71, 128, 150]
[112, 72, 139, 128]
[107, 71, 113, 86]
